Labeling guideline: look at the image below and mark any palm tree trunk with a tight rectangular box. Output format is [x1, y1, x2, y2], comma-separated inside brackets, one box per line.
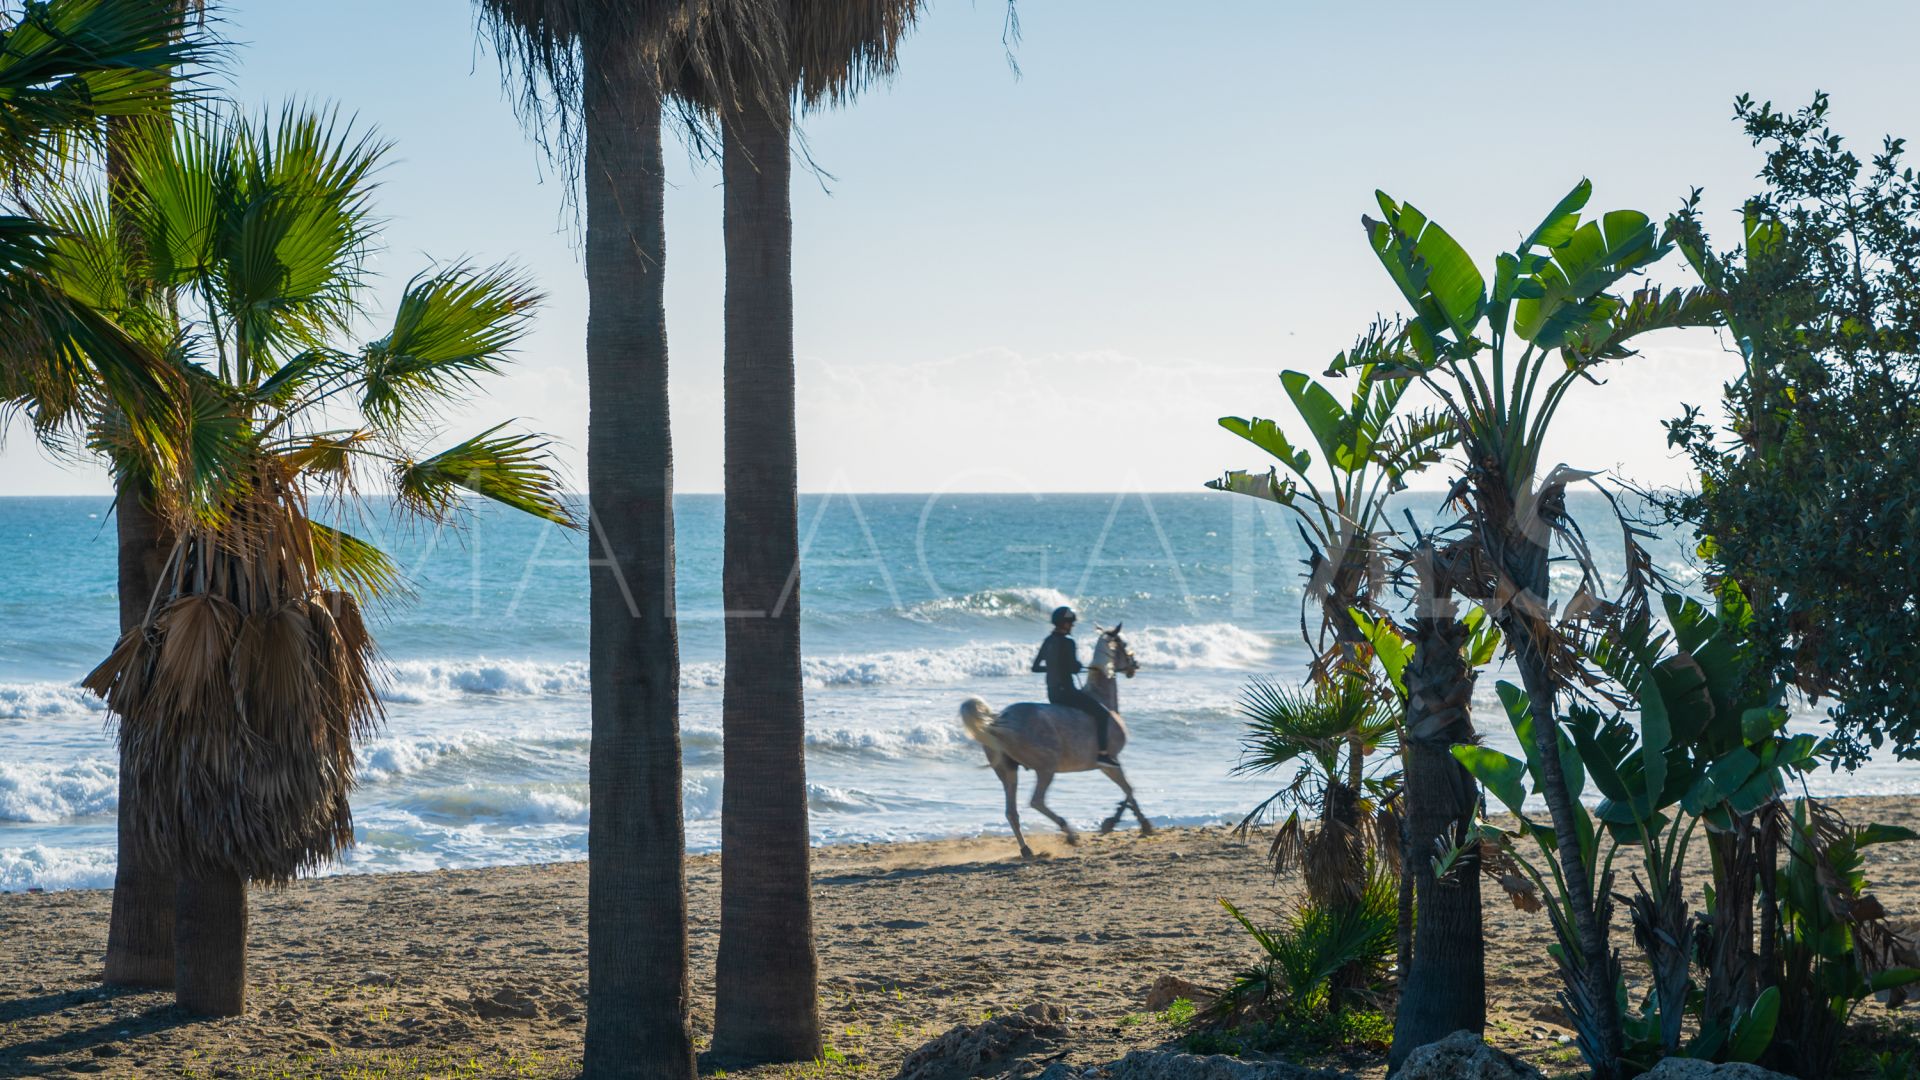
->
[711, 92, 822, 1065]
[101, 7, 180, 980]
[1502, 525, 1623, 1077]
[104, 481, 176, 987]
[173, 870, 245, 1016]
[1389, 611, 1483, 1074]
[580, 15, 694, 1080]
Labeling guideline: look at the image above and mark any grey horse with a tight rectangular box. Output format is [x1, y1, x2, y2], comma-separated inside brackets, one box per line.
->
[959, 624, 1154, 858]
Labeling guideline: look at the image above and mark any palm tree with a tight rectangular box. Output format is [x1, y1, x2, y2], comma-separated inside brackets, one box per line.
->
[0, 0, 212, 990]
[1352, 181, 1716, 1077]
[474, 3, 773, 1074]
[0, 0, 206, 435]
[1384, 541, 1487, 1073]
[654, 1, 923, 1063]
[71, 105, 571, 1016]
[1234, 672, 1399, 914]
[101, 0, 199, 991]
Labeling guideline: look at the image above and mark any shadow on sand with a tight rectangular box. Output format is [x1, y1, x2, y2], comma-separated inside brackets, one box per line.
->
[0, 988, 187, 1076]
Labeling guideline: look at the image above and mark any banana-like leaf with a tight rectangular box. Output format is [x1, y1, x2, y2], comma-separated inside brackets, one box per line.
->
[1280, 370, 1350, 472]
[1454, 744, 1528, 818]
[1365, 193, 1485, 344]
[1513, 210, 1667, 349]
[1725, 986, 1780, 1064]
[1461, 606, 1501, 669]
[1351, 608, 1411, 697]
[1216, 416, 1311, 476]
[1519, 179, 1593, 253]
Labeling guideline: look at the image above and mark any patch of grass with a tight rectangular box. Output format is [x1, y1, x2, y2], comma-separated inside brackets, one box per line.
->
[1157, 998, 1197, 1027]
[1175, 1007, 1391, 1059]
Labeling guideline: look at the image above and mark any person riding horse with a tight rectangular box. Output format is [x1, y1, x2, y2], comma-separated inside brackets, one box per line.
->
[1031, 606, 1121, 767]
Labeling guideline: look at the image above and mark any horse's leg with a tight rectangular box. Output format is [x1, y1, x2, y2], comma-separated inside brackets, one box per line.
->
[996, 758, 1032, 860]
[1029, 770, 1078, 845]
[1099, 764, 1154, 836]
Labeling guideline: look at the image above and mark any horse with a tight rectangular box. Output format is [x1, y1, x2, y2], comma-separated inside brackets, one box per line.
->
[958, 624, 1155, 859]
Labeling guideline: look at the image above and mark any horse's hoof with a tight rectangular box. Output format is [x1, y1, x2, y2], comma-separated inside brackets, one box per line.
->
[1099, 818, 1119, 835]
[1019, 847, 1036, 861]
[1064, 832, 1081, 846]
[1138, 820, 1156, 836]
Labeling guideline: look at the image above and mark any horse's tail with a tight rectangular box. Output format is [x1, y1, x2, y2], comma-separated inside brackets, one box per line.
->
[959, 697, 1002, 750]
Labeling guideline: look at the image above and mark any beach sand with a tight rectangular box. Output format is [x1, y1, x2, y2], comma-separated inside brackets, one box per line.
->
[7, 797, 1920, 1079]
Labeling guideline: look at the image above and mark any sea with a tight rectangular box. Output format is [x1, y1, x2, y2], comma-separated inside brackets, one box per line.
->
[2, 491, 1912, 892]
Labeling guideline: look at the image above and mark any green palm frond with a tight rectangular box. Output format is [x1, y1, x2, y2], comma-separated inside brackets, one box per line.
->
[393, 424, 575, 527]
[1, 215, 176, 445]
[1236, 675, 1398, 778]
[310, 520, 402, 602]
[359, 263, 541, 427]
[205, 105, 386, 381]
[119, 108, 222, 290]
[0, 0, 214, 176]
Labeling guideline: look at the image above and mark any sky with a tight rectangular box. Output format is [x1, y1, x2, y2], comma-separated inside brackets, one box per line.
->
[5, 0, 1920, 495]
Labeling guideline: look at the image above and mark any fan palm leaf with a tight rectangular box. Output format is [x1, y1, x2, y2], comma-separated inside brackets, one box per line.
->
[69, 101, 574, 893]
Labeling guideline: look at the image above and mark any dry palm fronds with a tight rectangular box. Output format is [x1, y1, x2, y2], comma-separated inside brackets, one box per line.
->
[86, 461, 382, 884]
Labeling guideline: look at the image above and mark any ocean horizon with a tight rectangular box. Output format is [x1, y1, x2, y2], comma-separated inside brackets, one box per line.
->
[4, 490, 1911, 893]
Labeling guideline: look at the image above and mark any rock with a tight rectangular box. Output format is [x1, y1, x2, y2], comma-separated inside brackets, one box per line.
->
[894, 1003, 1071, 1080]
[1396, 1031, 1544, 1080]
[1105, 1051, 1347, 1080]
[1144, 975, 1217, 1010]
[1643, 1061, 1796, 1080]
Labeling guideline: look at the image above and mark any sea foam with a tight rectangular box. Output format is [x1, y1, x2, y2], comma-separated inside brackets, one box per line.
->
[0, 757, 117, 822]
[0, 681, 106, 720]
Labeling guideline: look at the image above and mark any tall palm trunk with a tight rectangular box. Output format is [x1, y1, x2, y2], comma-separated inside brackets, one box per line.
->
[1389, 597, 1483, 1074]
[104, 479, 174, 987]
[711, 88, 822, 1066]
[173, 870, 245, 1015]
[1496, 511, 1623, 1077]
[580, 16, 694, 1080]
[103, 25, 179, 980]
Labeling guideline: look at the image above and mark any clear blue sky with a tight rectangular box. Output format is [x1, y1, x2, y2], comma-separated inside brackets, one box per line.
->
[5, 0, 1918, 494]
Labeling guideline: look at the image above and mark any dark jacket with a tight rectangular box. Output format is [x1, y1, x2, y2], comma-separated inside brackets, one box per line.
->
[1031, 631, 1082, 698]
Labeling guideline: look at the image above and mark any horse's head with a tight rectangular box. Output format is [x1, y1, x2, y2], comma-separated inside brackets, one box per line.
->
[1092, 623, 1140, 679]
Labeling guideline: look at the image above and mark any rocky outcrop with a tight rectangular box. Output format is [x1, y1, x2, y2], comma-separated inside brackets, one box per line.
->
[1394, 1031, 1544, 1080]
[1642, 1060, 1795, 1080]
[1104, 1050, 1347, 1080]
[894, 1003, 1071, 1080]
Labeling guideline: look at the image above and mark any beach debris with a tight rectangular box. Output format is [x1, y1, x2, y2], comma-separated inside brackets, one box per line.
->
[1104, 1050, 1348, 1080]
[1143, 975, 1217, 1011]
[1394, 1031, 1543, 1080]
[893, 1002, 1070, 1080]
[1640, 1060, 1795, 1080]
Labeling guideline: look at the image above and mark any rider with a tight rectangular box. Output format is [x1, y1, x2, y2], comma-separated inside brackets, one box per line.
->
[1031, 605, 1121, 767]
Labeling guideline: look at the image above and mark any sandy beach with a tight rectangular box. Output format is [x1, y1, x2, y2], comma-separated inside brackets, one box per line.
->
[5, 797, 1920, 1079]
